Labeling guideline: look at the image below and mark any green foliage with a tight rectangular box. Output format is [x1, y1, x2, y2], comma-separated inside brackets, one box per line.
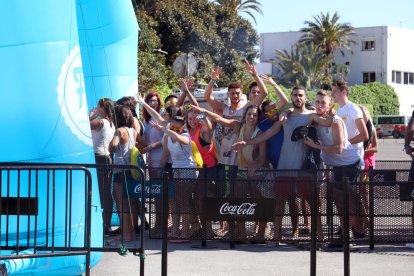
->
[213, 0, 263, 24]
[349, 82, 399, 115]
[273, 43, 332, 90]
[137, 0, 259, 94]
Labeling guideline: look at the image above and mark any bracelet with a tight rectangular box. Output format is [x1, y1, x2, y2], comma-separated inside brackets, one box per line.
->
[211, 79, 217, 85]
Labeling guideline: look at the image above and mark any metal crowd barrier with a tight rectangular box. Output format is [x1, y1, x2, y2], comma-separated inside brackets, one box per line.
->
[0, 163, 146, 276]
[144, 164, 414, 247]
[0, 164, 93, 275]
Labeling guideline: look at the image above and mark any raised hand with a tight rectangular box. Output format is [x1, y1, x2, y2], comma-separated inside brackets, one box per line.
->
[244, 59, 257, 77]
[210, 66, 222, 81]
[179, 78, 190, 93]
[136, 93, 144, 104]
[260, 74, 276, 85]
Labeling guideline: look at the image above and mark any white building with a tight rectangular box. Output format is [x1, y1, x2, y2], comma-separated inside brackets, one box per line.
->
[259, 26, 414, 116]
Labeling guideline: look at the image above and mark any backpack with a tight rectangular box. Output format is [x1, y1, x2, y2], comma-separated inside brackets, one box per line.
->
[130, 146, 146, 180]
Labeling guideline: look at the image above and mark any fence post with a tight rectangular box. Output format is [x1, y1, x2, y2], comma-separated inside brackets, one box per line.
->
[343, 176, 350, 276]
[368, 166, 375, 250]
[139, 168, 146, 276]
[161, 171, 169, 276]
[310, 173, 317, 276]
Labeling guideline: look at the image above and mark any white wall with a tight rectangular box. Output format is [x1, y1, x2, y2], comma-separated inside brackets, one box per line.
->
[260, 26, 414, 116]
[386, 26, 414, 116]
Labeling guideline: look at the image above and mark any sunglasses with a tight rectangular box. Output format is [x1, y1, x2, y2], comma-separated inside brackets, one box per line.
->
[169, 126, 183, 133]
[183, 103, 191, 110]
[265, 107, 279, 118]
[165, 100, 177, 108]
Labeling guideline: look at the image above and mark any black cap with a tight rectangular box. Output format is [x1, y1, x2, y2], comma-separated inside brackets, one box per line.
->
[291, 126, 318, 142]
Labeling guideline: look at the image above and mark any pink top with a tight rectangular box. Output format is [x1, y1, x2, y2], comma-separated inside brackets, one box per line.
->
[363, 145, 376, 169]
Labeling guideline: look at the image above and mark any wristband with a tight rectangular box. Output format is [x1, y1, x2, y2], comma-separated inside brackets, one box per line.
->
[211, 79, 217, 85]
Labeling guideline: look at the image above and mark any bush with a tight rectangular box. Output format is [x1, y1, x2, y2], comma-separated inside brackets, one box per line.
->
[349, 82, 399, 116]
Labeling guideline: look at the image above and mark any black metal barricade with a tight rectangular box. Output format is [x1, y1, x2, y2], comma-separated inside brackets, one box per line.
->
[147, 164, 414, 246]
[0, 164, 93, 275]
[0, 162, 146, 276]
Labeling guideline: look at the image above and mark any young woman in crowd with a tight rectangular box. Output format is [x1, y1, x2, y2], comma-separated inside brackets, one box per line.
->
[108, 105, 137, 241]
[89, 98, 116, 236]
[138, 94, 200, 241]
[191, 104, 267, 242]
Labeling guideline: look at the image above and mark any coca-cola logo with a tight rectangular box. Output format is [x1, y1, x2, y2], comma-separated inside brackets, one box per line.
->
[134, 184, 161, 195]
[219, 202, 257, 215]
[372, 174, 385, 182]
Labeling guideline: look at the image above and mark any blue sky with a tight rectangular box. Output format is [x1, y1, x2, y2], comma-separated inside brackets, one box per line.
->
[245, 0, 414, 34]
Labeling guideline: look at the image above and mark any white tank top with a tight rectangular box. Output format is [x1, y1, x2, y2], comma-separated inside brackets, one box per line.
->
[167, 132, 196, 168]
[91, 118, 115, 156]
[113, 127, 135, 172]
[317, 116, 360, 166]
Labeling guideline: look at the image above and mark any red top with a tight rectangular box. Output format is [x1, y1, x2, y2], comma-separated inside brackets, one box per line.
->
[190, 124, 217, 168]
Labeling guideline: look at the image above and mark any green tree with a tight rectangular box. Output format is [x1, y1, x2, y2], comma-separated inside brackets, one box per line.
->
[299, 11, 356, 78]
[349, 82, 399, 115]
[137, 10, 173, 91]
[213, 0, 263, 24]
[139, 0, 259, 91]
[273, 43, 332, 89]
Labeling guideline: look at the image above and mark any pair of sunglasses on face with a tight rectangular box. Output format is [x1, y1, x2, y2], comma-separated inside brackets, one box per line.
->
[265, 106, 278, 118]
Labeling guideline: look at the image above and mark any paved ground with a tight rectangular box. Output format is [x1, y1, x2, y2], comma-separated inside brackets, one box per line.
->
[91, 138, 414, 275]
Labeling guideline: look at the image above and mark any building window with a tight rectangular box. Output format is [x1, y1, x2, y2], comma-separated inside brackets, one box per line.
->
[363, 72, 376, 83]
[395, 71, 402, 84]
[404, 72, 414, 85]
[362, 40, 375, 51]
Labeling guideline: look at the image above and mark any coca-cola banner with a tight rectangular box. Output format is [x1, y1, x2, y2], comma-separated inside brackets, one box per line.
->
[203, 198, 275, 221]
[124, 179, 175, 199]
[369, 170, 397, 186]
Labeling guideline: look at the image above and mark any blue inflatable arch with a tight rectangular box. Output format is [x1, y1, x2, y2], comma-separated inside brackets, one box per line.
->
[0, 0, 138, 274]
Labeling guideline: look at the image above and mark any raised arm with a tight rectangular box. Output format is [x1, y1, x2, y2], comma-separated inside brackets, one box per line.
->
[245, 60, 268, 107]
[204, 66, 225, 113]
[261, 75, 289, 110]
[136, 94, 167, 128]
[179, 78, 199, 107]
[191, 104, 240, 131]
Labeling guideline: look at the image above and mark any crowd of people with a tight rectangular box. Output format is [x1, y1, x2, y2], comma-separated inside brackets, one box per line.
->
[89, 60, 414, 246]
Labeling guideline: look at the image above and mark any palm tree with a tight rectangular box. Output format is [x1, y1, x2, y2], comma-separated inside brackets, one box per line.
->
[299, 11, 356, 77]
[274, 43, 332, 89]
[214, 0, 263, 24]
